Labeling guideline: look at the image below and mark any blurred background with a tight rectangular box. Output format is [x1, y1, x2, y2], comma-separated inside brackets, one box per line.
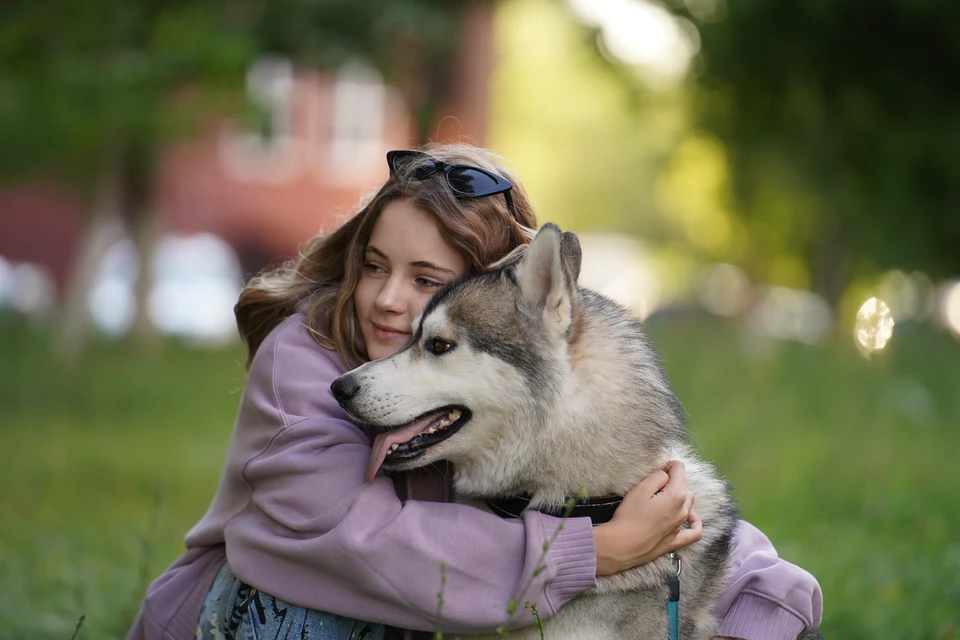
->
[1, 0, 958, 638]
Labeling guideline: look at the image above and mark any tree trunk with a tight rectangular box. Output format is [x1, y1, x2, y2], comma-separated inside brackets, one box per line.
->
[122, 144, 162, 352]
[810, 219, 852, 340]
[128, 202, 162, 351]
[52, 147, 124, 363]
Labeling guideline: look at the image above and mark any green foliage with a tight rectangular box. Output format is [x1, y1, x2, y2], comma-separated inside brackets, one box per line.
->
[494, 0, 958, 308]
[489, 0, 687, 240]
[433, 560, 447, 640]
[0, 0, 255, 186]
[250, 0, 468, 140]
[69, 615, 86, 640]
[490, 0, 818, 293]
[0, 0, 476, 188]
[2, 316, 958, 638]
[677, 0, 960, 291]
[524, 601, 545, 640]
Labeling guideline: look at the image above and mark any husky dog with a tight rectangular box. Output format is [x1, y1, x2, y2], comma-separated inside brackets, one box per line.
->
[332, 224, 814, 639]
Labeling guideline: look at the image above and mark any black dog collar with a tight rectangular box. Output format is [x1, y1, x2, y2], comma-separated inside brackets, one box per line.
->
[486, 494, 623, 526]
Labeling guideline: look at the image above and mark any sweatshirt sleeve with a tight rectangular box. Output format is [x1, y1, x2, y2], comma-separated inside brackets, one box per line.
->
[713, 520, 823, 639]
[221, 316, 597, 633]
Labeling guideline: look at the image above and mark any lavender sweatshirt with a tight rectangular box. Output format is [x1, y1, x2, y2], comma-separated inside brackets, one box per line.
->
[127, 313, 822, 640]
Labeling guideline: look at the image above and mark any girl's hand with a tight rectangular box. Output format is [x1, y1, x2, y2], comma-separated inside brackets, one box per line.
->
[593, 460, 702, 576]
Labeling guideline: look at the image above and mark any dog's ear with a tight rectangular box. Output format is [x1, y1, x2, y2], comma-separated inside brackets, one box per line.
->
[516, 223, 574, 336]
[560, 231, 582, 284]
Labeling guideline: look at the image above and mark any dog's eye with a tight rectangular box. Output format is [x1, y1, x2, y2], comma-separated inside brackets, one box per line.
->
[427, 338, 455, 355]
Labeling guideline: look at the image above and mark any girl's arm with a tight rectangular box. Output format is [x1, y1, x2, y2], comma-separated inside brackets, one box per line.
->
[713, 520, 823, 639]
[207, 314, 597, 633]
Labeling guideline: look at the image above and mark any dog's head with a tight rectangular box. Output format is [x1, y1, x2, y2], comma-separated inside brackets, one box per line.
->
[331, 223, 583, 485]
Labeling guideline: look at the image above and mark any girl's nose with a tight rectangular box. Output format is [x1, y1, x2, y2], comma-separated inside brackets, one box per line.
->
[374, 276, 405, 314]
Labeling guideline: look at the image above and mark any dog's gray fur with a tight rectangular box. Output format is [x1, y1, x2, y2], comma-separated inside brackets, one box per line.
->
[334, 224, 818, 640]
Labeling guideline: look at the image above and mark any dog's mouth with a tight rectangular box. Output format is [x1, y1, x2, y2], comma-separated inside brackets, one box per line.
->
[366, 406, 472, 482]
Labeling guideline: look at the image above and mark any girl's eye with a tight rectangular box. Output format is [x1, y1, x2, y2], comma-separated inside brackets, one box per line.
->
[415, 277, 443, 289]
[364, 262, 386, 274]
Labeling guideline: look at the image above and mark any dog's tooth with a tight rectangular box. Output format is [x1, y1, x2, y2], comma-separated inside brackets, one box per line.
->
[448, 409, 462, 421]
[427, 427, 437, 434]
[390, 444, 399, 452]
[438, 419, 450, 428]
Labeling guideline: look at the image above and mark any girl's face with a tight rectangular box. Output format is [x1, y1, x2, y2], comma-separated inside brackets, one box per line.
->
[354, 198, 468, 361]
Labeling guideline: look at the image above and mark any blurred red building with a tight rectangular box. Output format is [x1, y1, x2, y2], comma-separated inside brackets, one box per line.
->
[0, 6, 495, 296]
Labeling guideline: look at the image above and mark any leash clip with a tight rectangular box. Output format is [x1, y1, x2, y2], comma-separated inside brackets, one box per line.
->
[668, 551, 682, 577]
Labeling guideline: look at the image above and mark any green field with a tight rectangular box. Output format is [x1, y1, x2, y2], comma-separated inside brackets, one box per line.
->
[1, 315, 958, 639]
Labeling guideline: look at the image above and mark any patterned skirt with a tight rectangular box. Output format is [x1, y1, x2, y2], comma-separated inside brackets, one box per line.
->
[196, 562, 387, 640]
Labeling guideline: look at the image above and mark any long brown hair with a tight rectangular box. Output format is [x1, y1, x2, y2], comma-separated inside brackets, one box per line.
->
[234, 143, 539, 369]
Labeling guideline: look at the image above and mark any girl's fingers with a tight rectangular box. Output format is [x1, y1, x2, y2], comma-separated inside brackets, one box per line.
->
[674, 523, 703, 548]
[660, 461, 688, 501]
[638, 469, 670, 496]
[675, 490, 695, 526]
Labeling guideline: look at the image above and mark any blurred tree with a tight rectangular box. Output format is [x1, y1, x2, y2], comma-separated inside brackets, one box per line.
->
[252, 0, 467, 143]
[490, 0, 686, 237]
[0, 1, 254, 358]
[0, 0, 472, 360]
[673, 0, 960, 305]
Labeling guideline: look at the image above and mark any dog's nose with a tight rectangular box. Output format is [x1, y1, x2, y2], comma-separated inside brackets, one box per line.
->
[331, 375, 360, 405]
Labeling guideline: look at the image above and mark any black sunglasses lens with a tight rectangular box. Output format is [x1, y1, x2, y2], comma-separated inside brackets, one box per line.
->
[447, 168, 503, 197]
[388, 151, 420, 175]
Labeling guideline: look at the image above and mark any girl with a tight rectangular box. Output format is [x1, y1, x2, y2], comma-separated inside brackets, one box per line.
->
[127, 143, 821, 640]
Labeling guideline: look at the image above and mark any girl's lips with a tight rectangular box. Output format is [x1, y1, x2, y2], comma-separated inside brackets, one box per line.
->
[373, 323, 410, 341]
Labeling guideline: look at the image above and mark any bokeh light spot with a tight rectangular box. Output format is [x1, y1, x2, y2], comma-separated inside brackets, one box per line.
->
[855, 297, 895, 353]
[939, 281, 960, 339]
[697, 263, 750, 317]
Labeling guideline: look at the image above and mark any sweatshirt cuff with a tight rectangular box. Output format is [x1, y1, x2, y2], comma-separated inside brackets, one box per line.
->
[541, 516, 597, 613]
[717, 592, 806, 640]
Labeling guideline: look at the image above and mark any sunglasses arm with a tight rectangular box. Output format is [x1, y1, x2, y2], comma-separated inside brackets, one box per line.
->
[504, 190, 517, 220]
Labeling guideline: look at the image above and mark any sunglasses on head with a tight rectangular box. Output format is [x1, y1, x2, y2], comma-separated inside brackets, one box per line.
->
[386, 150, 516, 219]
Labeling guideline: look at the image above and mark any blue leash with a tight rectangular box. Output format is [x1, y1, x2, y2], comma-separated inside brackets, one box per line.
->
[667, 552, 681, 640]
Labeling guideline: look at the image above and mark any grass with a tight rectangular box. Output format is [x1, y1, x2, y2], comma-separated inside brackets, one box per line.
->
[0, 319, 248, 640]
[652, 317, 960, 640]
[0, 313, 958, 639]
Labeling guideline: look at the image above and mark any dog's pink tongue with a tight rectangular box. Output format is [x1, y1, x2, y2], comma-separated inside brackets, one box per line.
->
[366, 416, 438, 483]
